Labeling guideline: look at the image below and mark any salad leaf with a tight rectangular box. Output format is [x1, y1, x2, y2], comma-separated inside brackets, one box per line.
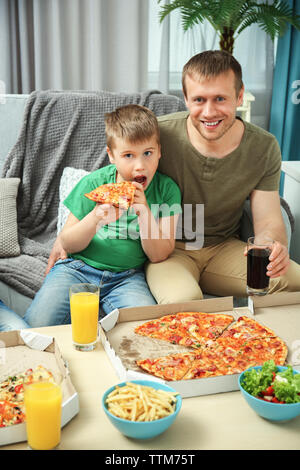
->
[242, 360, 277, 396]
[241, 361, 300, 404]
[273, 380, 300, 404]
[276, 365, 294, 383]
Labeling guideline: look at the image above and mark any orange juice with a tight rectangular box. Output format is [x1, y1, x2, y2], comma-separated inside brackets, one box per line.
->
[24, 382, 62, 450]
[70, 292, 99, 345]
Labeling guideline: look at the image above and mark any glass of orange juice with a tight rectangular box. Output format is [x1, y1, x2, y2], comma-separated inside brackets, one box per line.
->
[24, 375, 63, 450]
[70, 283, 100, 351]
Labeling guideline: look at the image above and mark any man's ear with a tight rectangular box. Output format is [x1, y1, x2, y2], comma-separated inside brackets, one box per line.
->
[237, 85, 244, 108]
[107, 146, 114, 163]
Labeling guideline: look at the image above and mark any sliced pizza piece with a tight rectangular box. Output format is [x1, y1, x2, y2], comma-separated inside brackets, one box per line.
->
[220, 315, 277, 344]
[238, 336, 288, 367]
[134, 315, 200, 348]
[135, 311, 234, 350]
[84, 181, 135, 210]
[136, 352, 196, 381]
[0, 400, 26, 427]
[174, 312, 234, 347]
[181, 349, 227, 380]
[0, 366, 54, 427]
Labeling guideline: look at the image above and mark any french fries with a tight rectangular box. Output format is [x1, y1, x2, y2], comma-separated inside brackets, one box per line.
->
[105, 382, 178, 422]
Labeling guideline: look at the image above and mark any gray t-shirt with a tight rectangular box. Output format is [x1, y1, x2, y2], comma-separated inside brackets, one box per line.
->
[158, 111, 281, 247]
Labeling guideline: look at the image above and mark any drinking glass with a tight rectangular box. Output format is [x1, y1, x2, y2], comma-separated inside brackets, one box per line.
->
[24, 373, 63, 450]
[246, 236, 273, 296]
[69, 283, 100, 351]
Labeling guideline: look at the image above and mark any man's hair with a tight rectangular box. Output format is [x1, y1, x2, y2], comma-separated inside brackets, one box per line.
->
[182, 50, 243, 97]
[105, 104, 160, 149]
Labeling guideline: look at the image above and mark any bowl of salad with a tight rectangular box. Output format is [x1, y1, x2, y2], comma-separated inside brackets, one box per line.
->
[238, 360, 300, 421]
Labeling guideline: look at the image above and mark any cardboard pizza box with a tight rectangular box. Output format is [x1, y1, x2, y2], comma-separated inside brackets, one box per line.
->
[99, 293, 300, 399]
[0, 330, 79, 446]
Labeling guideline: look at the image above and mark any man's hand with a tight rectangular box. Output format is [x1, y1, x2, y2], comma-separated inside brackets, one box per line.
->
[244, 240, 290, 278]
[266, 241, 290, 278]
[45, 237, 67, 276]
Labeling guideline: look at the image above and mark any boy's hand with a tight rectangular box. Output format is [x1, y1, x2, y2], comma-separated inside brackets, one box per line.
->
[94, 203, 124, 228]
[132, 181, 149, 217]
[45, 237, 67, 276]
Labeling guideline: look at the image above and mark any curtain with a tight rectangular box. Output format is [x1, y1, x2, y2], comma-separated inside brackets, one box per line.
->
[0, 0, 149, 94]
[269, 0, 300, 170]
[148, 0, 274, 130]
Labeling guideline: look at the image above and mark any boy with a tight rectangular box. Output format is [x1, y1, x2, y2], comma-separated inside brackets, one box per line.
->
[10, 104, 181, 329]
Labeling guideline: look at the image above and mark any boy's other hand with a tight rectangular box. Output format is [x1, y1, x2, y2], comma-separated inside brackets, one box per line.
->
[95, 203, 124, 228]
[45, 237, 67, 276]
[132, 181, 149, 217]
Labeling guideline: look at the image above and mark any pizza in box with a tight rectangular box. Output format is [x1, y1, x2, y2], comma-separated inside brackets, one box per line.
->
[135, 313, 287, 381]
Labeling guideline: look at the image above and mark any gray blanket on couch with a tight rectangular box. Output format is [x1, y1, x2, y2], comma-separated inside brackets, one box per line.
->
[0, 90, 186, 298]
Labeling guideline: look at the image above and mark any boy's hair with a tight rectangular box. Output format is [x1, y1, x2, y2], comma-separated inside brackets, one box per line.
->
[182, 50, 243, 97]
[105, 104, 160, 149]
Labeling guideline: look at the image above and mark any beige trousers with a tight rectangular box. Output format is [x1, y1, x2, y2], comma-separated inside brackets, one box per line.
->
[145, 238, 300, 304]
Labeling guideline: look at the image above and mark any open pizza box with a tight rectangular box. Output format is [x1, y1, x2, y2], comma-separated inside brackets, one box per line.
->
[99, 293, 300, 399]
[0, 330, 79, 446]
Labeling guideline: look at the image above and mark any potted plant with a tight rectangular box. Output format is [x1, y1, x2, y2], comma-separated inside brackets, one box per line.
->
[158, 0, 300, 54]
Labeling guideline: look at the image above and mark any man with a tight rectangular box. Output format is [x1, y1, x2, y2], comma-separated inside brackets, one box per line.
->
[145, 50, 300, 303]
[47, 50, 300, 302]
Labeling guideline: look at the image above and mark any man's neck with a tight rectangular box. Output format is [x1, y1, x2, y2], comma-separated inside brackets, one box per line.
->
[187, 117, 245, 159]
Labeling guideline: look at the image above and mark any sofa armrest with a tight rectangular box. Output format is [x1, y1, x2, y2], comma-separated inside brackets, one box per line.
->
[240, 198, 294, 251]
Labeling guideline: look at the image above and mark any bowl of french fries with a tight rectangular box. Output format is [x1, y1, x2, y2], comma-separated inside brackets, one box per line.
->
[102, 380, 182, 439]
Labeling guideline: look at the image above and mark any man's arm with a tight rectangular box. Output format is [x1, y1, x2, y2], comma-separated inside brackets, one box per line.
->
[250, 189, 290, 278]
[138, 210, 180, 263]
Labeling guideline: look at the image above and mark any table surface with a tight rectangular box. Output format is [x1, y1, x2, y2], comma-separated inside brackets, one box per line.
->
[2, 323, 300, 451]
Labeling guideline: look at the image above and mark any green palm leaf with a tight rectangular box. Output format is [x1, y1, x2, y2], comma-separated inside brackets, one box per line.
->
[157, 0, 300, 53]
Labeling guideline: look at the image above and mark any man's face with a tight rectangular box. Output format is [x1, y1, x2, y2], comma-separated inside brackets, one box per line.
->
[184, 70, 244, 142]
[107, 135, 161, 190]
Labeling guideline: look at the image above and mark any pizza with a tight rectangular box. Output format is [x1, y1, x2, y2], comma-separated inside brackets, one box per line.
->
[220, 315, 277, 344]
[135, 312, 288, 381]
[137, 352, 196, 381]
[0, 365, 54, 427]
[134, 312, 234, 349]
[84, 181, 136, 210]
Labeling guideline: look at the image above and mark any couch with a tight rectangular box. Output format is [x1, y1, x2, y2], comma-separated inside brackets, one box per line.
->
[0, 92, 294, 318]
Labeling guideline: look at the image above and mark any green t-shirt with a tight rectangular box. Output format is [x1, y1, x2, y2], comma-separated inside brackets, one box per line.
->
[63, 164, 182, 271]
[158, 112, 281, 247]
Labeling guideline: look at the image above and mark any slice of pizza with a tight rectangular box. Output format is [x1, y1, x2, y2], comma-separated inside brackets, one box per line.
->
[220, 315, 277, 345]
[174, 312, 234, 347]
[134, 311, 234, 350]
[136, 352, 196, 381]
[134, 314, 197, 347]
[181, 349, 227, 380]
[238, 336, 288, 367]
[0, 365, 54, 427]
[84, 181, 136, 210]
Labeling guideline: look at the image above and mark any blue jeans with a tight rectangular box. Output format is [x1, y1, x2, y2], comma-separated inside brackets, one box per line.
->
[0, 300, 29, 331]
[22, 258, 156, 328]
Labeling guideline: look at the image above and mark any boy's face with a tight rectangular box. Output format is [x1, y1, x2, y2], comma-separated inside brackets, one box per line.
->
[107, 135, 161, 190]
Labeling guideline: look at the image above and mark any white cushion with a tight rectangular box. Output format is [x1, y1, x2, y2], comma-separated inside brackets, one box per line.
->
[57, 167, 90, 234]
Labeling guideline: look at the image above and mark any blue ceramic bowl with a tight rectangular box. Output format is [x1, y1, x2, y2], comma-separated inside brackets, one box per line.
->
[239, 366, 300, 422]
[102, 380, 182, 439]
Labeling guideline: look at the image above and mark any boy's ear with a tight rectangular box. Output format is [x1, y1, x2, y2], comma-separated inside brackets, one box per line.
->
[158, 143, 161, 160]
[107, 146, 114, 163]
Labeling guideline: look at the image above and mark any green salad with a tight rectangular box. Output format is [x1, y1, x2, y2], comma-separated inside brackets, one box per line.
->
[241, 360, 300, 404]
